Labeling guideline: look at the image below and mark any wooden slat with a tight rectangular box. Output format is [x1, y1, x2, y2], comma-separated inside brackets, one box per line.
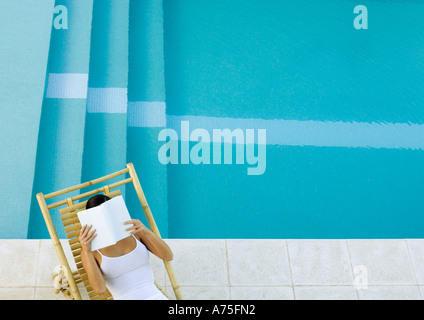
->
[65, 221, 80, 232]
[65, 223, 81, 234]
[68, 237, 80, 245]
[104, 191, 121, 199]
[60, 202, 86, 215]
[63, 216, 79, 226]
[59, 190, 121, 214]
[61, 211, 77, 221]
[47, 178, 132, 210]
[70, 242, 81, 251]
[72, 271, 82, 284]
[44, 168, 129, 199]
[66, 230, 80, 239]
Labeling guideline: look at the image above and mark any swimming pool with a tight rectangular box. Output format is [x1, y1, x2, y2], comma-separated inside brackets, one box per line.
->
[162, 0, 424, 239]
[1, 0, 424, 239]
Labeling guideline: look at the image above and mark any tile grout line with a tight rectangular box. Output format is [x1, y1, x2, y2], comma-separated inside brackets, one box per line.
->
[404, 239, 422, 300]
[284, 240, 296, 300]
[225, 240, 232, 300]
[345, 239, 360, 300]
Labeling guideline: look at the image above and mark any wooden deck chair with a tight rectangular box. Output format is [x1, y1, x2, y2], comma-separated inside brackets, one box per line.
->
[36, 163, 182, 300]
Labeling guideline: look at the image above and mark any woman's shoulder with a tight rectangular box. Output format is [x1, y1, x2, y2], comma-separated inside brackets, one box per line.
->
[91, 249, 102, 264]
[92, 249, 101, 257]
[132, 233, 142, 242]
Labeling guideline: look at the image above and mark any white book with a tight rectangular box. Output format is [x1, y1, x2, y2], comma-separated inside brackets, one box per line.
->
[77, 195, 132, 251]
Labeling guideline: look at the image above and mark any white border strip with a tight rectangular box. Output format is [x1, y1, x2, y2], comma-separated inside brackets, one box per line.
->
[46, 73, 88, 99]
[167, 115, 424, 149]
[43, 74, 424, 150]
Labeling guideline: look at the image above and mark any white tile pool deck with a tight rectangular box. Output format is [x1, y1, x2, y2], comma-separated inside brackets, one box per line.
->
[0, 239, 423, 300]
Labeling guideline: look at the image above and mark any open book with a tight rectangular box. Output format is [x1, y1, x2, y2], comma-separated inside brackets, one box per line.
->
[77, 195, 132, 251]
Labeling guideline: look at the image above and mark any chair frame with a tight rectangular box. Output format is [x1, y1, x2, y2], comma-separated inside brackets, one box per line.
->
[36, 163, 182, 300]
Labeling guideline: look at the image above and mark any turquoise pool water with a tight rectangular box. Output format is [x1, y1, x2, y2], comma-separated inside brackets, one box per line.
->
[1, 0, 424, 239]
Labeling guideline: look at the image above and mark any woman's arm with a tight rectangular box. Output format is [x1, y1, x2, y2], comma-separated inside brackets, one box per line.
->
[79, 225, 107, 295]
[125, 219, 174, 261]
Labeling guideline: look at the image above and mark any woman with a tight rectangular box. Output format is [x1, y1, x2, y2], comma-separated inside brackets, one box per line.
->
[79, 194, 173, 300]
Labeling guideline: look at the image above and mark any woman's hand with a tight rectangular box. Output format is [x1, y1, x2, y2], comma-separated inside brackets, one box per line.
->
[125, 219, 174, 261]
[79, 225, 97, 252]
[124, 219, 147, 236]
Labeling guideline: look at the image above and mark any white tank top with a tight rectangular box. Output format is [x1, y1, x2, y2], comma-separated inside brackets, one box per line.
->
[97, 234, 167, 300]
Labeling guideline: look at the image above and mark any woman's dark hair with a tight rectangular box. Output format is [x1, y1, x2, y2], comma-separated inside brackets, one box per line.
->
[86, 194, 111, 209]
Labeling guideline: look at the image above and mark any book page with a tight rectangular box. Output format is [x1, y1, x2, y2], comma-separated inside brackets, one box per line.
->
[102, 195, 132, 243]
[77, 205, 116, 251]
